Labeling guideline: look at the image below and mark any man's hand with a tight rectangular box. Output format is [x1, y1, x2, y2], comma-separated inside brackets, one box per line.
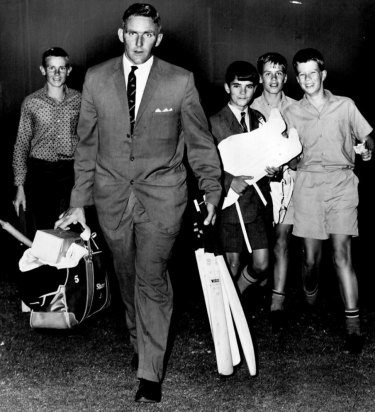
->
[54, 207, 86, 230]
[13, 185, 26, 216]
[204, 202, 217, 226]
[231, 175, 253, 195]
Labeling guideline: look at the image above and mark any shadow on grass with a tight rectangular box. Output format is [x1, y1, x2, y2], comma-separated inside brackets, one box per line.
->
[1, 230, 375, 411]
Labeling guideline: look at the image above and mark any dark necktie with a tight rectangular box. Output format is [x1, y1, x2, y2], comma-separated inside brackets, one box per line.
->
[127, 65, 138, 134]
[240, 111, 248, 133]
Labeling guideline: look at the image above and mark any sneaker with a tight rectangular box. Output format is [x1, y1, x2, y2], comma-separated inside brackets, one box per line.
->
[344, 334, 363, 355]
[303, 285, 319, 306]
[270, 310, 286, 333]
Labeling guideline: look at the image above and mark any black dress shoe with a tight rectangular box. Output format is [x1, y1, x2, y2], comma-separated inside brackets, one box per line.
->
[135, 378, 161, 403]
[130, 353, 138, 371]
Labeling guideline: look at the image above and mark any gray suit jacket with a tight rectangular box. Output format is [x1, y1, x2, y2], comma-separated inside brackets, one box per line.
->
[71, 56, 222, 232]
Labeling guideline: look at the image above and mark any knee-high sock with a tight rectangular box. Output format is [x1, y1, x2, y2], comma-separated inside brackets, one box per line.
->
[303, 284, 319, 306]
[271, 289, 286, 312]
[345, 308, 361, 336]
[237, 265, 259, 294]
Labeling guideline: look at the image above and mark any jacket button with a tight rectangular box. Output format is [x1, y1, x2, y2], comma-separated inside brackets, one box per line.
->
[130, 179, 134, 185]
[130, 156, 134, 161]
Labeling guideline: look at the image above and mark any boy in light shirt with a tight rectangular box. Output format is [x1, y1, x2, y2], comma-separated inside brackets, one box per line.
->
[251, 52, 297, 331]
[283, 48, 373, 354]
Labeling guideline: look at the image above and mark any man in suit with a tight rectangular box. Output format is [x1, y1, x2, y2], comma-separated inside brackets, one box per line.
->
[55, 3, 222, 403]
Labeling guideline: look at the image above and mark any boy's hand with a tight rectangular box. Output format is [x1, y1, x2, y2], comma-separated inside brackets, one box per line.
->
[265, 166, 281, 177]
[13, 185, 26, 216]
[361, 145, 372, 162]
[231, 175, 253, 195]
[354, 140, 373, 162]
[363, 136, 373, 161]
[288, 156, 300, 170]
[361, 148, 372, 161]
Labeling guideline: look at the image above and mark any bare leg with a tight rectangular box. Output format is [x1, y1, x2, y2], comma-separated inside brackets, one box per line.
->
[330, 234, 362, 353]
[331, 234, 358, 309]
[225, 252, 241, 278]
[271, 223, 293, 311]
[302, 238, 322, 305]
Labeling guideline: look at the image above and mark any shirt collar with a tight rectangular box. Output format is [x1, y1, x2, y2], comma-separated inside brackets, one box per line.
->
[42, 84, 70, 100]
[260, 91, 288, 106]
[301, 89, 333, 106]
[123, 54, 154, 76]
[228, 103, 248, 116]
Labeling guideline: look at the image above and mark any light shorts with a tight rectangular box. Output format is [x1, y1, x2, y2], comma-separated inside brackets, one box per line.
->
[280, 197, 294, 226]
[292, 168, 359, 240]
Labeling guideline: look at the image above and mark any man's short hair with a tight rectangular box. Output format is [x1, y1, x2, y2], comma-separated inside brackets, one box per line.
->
[225, 61, 259, 86]
[122, 3, 161, 31]
[292, 48, 325, 73]
[42, 47, 69, 68]
[257, 52, 288, 75]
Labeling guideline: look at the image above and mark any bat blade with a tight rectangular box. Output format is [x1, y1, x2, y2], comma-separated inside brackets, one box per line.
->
[216, 255, 257, 376]
[221, 279, 241, 366]
[195, 248, 233, 376]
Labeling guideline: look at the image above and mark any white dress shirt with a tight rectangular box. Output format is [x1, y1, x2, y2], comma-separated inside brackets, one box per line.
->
[227, 103, 250, 132]
[123, 54, 154, 119]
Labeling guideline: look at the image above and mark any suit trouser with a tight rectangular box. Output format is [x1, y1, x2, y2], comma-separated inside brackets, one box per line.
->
[100, 191, 179, 382]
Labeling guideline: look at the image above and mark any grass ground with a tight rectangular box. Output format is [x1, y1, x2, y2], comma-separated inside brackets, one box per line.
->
[1, 233, 375, 412]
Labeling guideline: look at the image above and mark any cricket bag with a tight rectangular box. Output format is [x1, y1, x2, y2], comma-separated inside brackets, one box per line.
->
[17, 234, 111, 329]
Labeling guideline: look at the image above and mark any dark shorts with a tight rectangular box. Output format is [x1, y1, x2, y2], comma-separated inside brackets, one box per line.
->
[25, 158, 74, 237]
[219, 214, 272, 253]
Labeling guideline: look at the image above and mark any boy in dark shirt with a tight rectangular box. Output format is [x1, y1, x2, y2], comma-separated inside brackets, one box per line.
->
[12, 47, 81, 237]
[210, 61, 277, 294]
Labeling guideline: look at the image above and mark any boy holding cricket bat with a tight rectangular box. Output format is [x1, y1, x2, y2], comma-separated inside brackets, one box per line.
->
[209, 61, 278, 295]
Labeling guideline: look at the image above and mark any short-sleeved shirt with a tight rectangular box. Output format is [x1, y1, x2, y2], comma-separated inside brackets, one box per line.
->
[283, 90, 373, 239]
[283, 90, 372, 170]
[252, 92, 297, 226]
[251, 92, 296, 121]
[13, 85, 81, 186]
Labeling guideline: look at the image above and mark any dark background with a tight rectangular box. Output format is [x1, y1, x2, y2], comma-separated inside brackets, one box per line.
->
[1, 0, 374, 281]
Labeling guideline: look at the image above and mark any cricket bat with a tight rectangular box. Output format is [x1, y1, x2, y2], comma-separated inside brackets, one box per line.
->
[216, 255, 257, 376]
[221, 279, 241, 366]
[195, 248, 233, 375]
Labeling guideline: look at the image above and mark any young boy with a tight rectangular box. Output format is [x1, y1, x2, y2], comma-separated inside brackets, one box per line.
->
[210, 61, 276, 294]
[283, 48, 373, 354]
[12, 47, 81, 238]
[251, 52, 297, 329]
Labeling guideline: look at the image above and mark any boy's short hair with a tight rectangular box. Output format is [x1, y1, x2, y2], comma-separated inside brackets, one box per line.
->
[257, 52, 288, 74]
[122, 3, 161, 31]
[225, 61, 259, 86]
[292, 48, 325, 73]
[42, 47, 70, 68]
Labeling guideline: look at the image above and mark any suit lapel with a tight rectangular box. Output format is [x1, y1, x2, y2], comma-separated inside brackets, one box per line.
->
[112, 57, 129, 116]
[135, 57, 161, 124]
[223, 105, 243, 134]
